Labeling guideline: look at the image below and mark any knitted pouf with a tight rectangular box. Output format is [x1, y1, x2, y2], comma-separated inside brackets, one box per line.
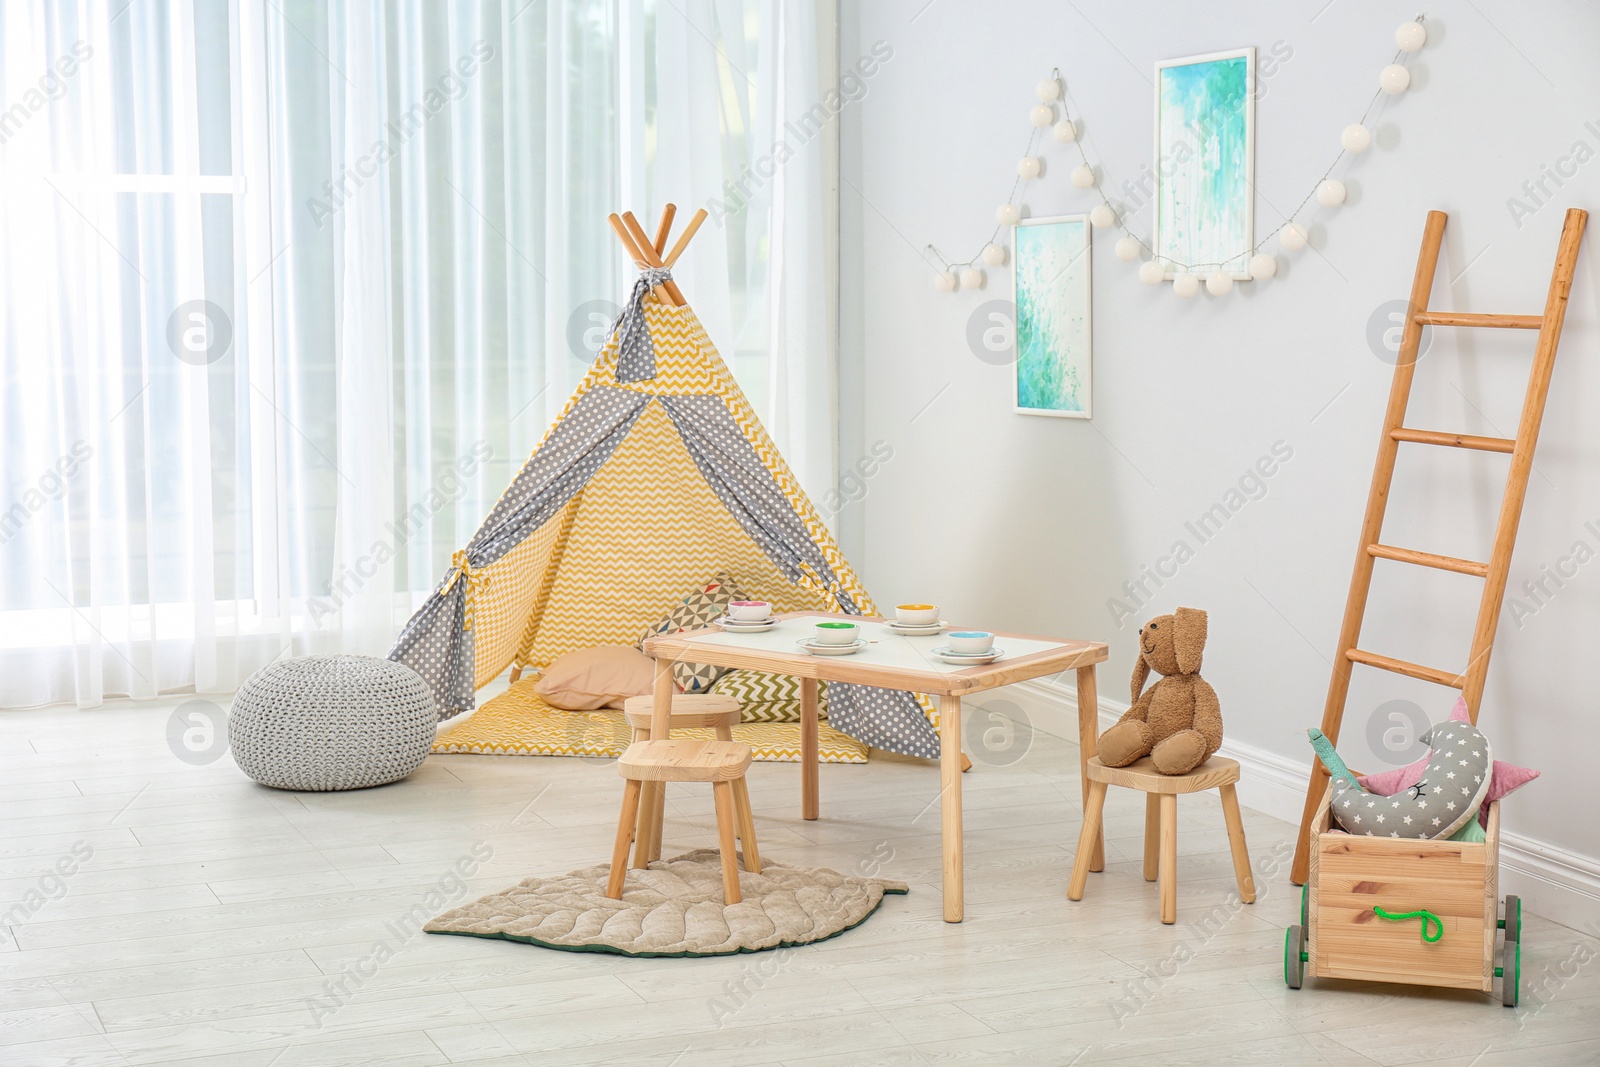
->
[229, 655, 436, 791]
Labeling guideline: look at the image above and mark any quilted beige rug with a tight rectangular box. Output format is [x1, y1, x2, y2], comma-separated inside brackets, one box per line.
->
[424, 849, 908, 957]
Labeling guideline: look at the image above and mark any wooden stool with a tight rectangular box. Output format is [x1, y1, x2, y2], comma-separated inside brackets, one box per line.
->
[621, 695, 746, 864]
[606, 738, 760, 903]
[1068, 755, 1254, 925]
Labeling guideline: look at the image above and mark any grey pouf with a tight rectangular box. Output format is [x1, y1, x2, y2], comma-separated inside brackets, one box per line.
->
[229, 655, 436, 791]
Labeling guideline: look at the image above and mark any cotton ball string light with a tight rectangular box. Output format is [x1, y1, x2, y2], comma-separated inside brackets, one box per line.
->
[1340, 124, 1372, 153]
[1205, 272, 1234, 297]
[996, 203, 1020, 226]
[934, 269, 958, 292]
[1317, 179, 1347, 207]
[1089, 202, 1117, 229]
[1172, 273, 1200, 299]
[1031, 104, 1054, 128]
[1036, 78, 1061, 102]
[1018, 156, 1042, 180]
[960, 267, 985, 290]
[1248, 253, 1278, 280]
[1395, 21, 1426, 53]
[1279, 222, 1309, 252]
[1114, 236, 1140, 262]
[1070, 163, 1095, 189]
[1053, 119, 1077, 143]
[1379, 64, 1411, 94]
[982, 242, 1008, 267]
[1138, 260, 1164, 285]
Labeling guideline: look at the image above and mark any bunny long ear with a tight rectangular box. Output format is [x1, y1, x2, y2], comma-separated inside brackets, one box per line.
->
[1130, 654, 1150, 703]
[1174, 606, 1208, 674]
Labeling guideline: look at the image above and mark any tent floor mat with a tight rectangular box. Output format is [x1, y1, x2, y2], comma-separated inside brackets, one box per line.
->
[433, 682, 868, 763]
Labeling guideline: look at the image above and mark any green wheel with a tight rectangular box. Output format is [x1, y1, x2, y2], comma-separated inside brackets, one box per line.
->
[1284, 924, 1306, 989]
[1501, 894, 1521, 1008]
[1502, 938, 1520, 1007]
[1300, 883, 1309, 929]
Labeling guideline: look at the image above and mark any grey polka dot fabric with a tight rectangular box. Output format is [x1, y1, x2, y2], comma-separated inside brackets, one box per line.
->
[229, 656, 436, 791]
[660, 394, 847, 597]
[389, 387, 649, 719]
[826, 684, 940, 759]
[612, 268, 674, 383]
[1331, 720, 1493, 840]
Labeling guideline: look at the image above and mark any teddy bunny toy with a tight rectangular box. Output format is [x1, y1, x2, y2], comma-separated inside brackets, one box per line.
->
[1097, 607, 1222, 775]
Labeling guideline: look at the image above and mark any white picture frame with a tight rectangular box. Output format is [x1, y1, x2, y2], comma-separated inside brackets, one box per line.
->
[1013, 213, 1092, 419]
[1153, 46, 1256, 280]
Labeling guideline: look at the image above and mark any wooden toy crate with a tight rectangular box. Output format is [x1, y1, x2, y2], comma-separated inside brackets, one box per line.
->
[1284, 784, 1520, 1005]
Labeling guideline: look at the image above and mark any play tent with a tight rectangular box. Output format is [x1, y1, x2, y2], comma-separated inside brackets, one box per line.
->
[388, 236, 940, 761]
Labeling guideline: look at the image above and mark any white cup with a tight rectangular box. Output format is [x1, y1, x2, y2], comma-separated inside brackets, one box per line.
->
[727, 600, 772, 622]
[946, 630, 995, 655]
[814, 621, 859, 646]
[896, 603, 939, 626]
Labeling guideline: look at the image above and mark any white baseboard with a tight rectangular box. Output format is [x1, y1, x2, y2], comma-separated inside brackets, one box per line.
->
[995, 678, 1600, 935]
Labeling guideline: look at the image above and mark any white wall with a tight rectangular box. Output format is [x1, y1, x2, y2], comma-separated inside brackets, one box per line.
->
[839, 0, 1600, 925]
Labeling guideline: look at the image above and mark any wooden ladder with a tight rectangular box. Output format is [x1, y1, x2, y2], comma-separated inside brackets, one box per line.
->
[1290, 207, 1587, 885]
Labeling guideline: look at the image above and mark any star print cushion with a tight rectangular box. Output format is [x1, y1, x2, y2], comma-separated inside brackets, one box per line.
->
[1329, 719, 1494, 840]
[1358, 697, 1540, 827]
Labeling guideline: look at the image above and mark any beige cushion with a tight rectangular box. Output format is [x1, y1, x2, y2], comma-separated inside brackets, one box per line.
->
[533, 645, 656, 711]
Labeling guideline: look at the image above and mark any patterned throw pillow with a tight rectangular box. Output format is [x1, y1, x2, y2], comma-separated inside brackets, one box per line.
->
[710, 670, 828, 723]
[637, 572, 746, 693]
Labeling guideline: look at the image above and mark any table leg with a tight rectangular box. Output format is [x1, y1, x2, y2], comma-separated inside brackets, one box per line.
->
[800, 677, 820, 821]
[939, 693, 964, 923]
[640, 656, 676, 863]
[1075, 664, 1105, 873]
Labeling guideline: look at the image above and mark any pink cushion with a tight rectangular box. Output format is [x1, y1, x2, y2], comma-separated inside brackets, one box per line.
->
[533, 645, 657, 711]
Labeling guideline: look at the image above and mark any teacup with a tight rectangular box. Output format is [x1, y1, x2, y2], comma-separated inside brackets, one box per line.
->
[946, 630, 995, 655]
[727, 600, 772, 622]
[814, 621, 860, 646]
[896, 603, 939, 626]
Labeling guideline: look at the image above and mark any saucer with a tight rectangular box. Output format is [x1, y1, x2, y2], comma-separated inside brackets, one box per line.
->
[885, 619, 947, 636]
[796, 638, 869, 656]
[931, 645, 1005, 665]
[718, 616, 778, 631]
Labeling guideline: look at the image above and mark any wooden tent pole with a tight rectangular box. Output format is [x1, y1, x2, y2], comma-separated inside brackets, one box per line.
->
[653, 203, 677, 256]
[621, 211, 687, 306]
[607, 213, 673, 306]
[663, 208, 707, 268]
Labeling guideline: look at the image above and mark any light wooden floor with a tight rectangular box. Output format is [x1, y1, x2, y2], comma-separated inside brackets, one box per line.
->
[2, 696, 1598, 1067]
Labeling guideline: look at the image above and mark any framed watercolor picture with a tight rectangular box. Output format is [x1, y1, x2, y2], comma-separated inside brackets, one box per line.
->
[1013, 214, 1091, 419]
[1154, 47, 1255, 279]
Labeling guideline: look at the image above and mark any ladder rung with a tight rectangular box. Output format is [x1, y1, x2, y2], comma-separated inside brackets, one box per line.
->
[1345, 648, 1465, 689]
[1413, 312, 1542, 329]
[1390, 427, 1516, 453]
[1366, 543, 1489, 577]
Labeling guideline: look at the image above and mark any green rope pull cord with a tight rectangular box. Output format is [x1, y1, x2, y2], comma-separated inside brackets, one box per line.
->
[1373, 906, 1444, 943]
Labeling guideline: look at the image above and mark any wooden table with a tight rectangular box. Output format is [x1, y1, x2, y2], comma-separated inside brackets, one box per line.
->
[642, 611, 1109, 922]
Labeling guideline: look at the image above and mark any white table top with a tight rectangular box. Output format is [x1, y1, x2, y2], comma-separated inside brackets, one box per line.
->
[684, 619, 1071, 675]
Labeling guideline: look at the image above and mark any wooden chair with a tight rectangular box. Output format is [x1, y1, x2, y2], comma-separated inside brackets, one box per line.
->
[620, 694, 751, 865]
[1067, 755, 1254, 925]
[606, 737, 760, 904]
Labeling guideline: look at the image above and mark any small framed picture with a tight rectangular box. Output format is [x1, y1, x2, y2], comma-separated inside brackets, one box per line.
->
[1154, 47, 1255, 278]
[1013, 213, 1092, 419]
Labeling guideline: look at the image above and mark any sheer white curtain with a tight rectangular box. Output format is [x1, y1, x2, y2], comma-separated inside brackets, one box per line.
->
[0, 0, 835, 709]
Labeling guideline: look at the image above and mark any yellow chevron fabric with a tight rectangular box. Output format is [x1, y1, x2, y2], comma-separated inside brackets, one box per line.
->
[457, 294, 938, 749]
[432, 681, 869, 763]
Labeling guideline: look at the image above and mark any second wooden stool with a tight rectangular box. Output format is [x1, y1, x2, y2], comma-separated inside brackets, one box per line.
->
[1067, 755, 1254, 924]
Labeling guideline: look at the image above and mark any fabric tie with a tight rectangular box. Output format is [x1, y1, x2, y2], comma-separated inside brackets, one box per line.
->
[611, 266, 672, 383]
[440, 549, 491, 631]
